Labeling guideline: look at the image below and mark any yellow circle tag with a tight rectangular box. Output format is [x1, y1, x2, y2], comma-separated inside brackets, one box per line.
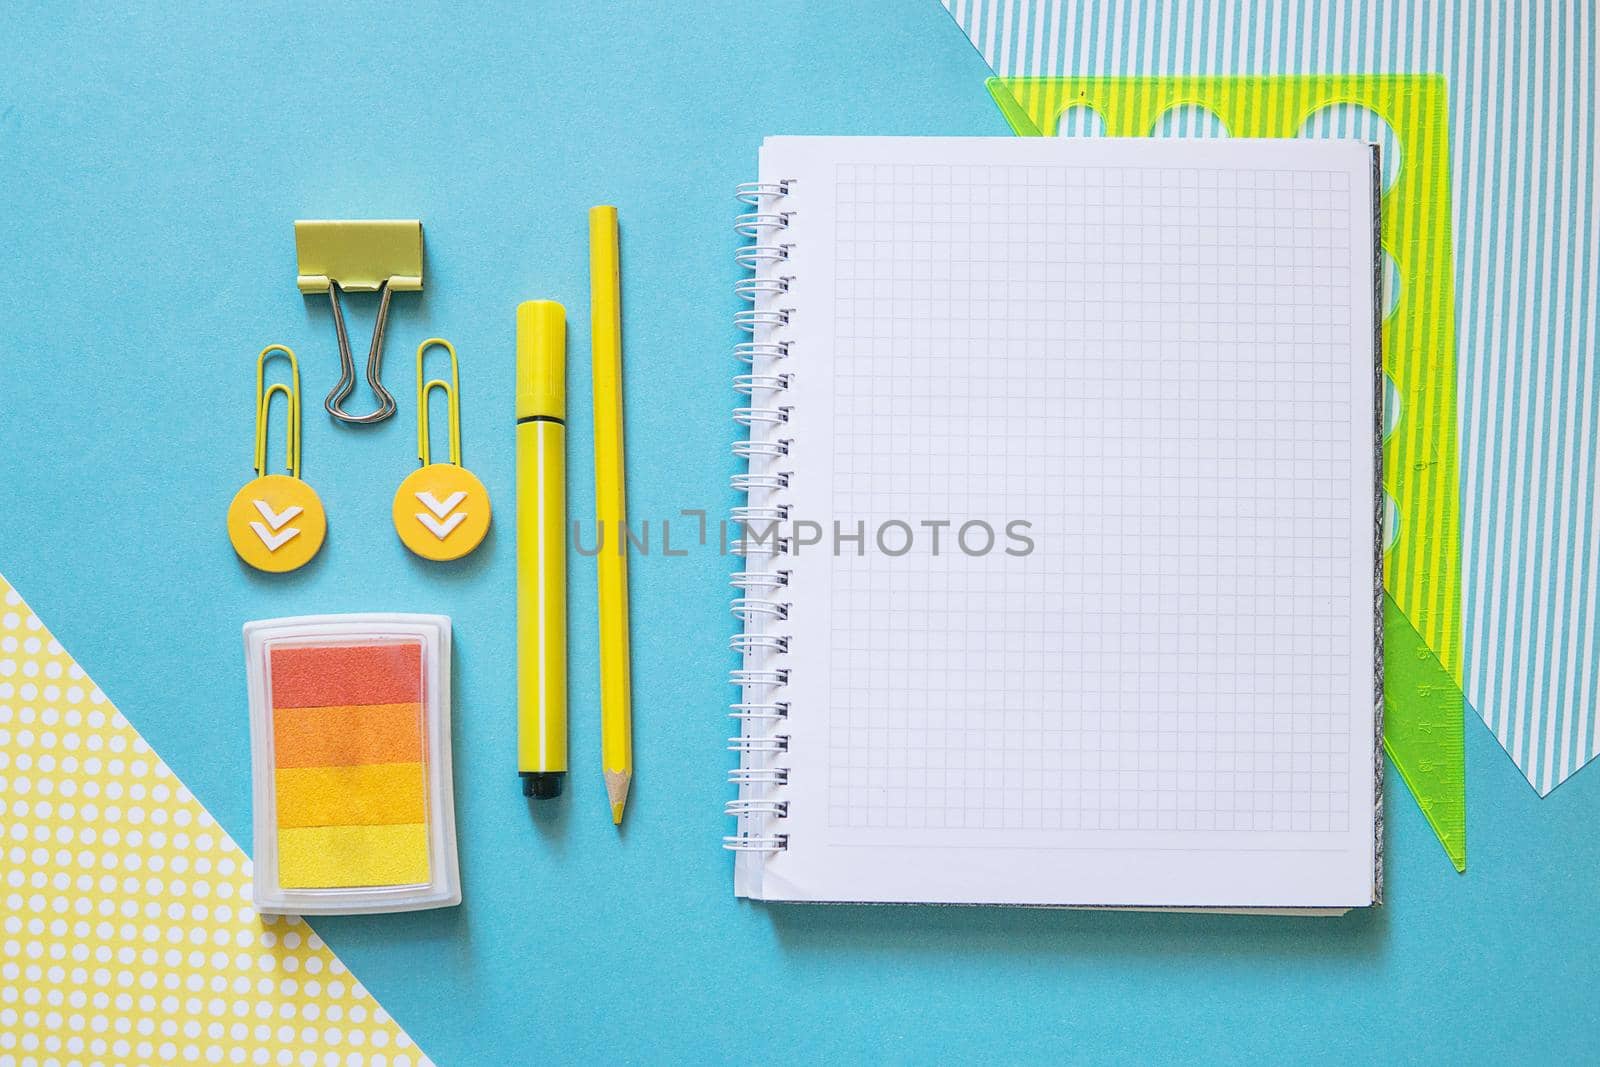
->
[393, 464, 491, 561]
[227, 474, 327, 573]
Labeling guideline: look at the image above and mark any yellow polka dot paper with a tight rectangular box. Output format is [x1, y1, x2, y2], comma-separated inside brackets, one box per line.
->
[0, 577, 434, 1067]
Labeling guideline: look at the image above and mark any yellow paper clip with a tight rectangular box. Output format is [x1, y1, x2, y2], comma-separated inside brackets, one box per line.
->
[416, 339, 462, 469]
[255, 349, 301, 481]
[391, 339, 491, 561]
[294, 219, 425, 425]
[227, 345, 328, 573]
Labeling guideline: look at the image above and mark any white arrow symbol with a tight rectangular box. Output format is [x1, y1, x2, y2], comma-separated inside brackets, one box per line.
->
[413, 489, 469, 541]
[248, 499, 303, 552]
[415, 511, 468, 539]
[252, 500, 302, 531]
[415, 490, 467, 519]
[249, 522, 301, 551]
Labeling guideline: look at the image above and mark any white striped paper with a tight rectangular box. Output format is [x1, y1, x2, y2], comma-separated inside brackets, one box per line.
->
[940, 0, 1599, 795]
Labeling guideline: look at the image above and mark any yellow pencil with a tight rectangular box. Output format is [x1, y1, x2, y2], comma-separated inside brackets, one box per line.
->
[590, 205, 633, 824]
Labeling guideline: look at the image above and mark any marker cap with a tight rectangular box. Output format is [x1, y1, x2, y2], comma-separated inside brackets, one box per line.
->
[516, 300, 566, 420]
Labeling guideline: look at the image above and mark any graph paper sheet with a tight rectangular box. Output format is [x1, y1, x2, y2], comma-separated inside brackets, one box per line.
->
[744, 137, 1380, 909]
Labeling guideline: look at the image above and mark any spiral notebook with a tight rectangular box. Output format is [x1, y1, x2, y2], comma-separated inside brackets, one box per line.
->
[728, 137, 1383, 911]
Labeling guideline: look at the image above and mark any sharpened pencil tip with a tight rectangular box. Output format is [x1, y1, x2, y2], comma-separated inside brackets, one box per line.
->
[604, 769, 631, 825]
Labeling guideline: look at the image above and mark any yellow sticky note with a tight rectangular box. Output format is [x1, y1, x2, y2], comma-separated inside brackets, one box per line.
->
[275, 761, 428, 827]
[278, 823, 432, 888]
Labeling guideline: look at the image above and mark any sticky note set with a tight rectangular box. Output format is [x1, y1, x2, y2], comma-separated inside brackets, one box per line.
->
[244, 614, 461, 914]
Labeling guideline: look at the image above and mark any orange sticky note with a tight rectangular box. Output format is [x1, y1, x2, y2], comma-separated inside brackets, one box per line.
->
[271, 702, 425, 768]
[269, 642, 423, 709]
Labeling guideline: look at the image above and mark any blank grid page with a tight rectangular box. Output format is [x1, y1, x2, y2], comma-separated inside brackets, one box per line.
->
[762, 137, 1378, 908]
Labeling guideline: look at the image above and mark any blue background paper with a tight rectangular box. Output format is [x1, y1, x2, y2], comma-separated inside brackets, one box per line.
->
[1, 2, 1596, 1062]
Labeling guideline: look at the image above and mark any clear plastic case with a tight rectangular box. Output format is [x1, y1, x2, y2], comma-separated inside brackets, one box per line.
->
[243, 613, 460, 914]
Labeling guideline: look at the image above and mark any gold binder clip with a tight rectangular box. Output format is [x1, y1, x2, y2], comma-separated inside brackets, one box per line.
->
[294, 219, 424, 425]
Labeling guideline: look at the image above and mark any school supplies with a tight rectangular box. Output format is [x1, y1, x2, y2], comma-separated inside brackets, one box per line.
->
[516, 301, 569, 799]
[726, 137, 1383, 910]
[244, 613, 460, 914]
[590, 206, 633, 825]
[227, 344, 327, 573]
[294, 219, 425, 425]
[393, 338, 491, 561]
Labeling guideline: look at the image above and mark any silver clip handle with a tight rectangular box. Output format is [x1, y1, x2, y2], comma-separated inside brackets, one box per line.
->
[323, 281, 398, 424]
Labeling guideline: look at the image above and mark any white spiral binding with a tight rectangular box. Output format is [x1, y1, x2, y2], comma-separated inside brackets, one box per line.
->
[729, 571, 788, 593]
[730, 472, 789, 493]
[730, 633, 788, 655]
[734, 341, 788, 365]
[725, 177, 795, 855]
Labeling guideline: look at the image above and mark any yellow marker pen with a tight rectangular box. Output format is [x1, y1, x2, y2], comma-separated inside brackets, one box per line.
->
[516, 301, 567, 798]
